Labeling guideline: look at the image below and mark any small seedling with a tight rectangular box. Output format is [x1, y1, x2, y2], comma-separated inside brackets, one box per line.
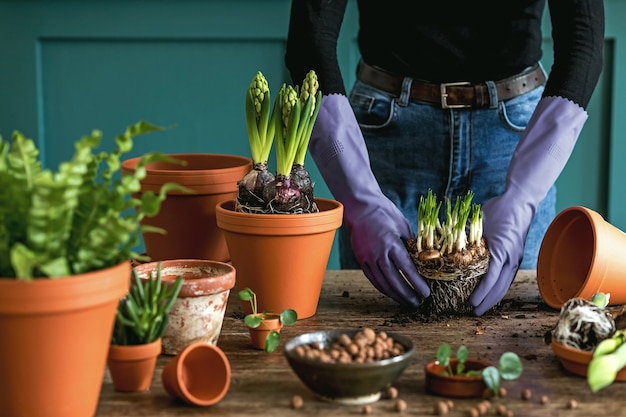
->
[238, 287, 297, 353]
[436, 344, 523, 397]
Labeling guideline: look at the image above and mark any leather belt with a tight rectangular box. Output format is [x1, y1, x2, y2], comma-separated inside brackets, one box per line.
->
[357, 61, 546, 109]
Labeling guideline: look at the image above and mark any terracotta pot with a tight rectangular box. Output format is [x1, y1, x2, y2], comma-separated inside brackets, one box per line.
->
[133, 259, 236, 355]
[537, 206, 626, 309]
[216, 198, 343, 319]
[551, 338, 626, 380]
[424, 358, 490, 398]
[162, 342, 231, 406]
[0, 261, 130, 417]
[121, 153, 252, 263]
[247, 314, 283, 350]
[107, 338, 162, 392]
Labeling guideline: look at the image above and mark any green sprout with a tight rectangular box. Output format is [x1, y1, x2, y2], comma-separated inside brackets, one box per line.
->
[238, 287, 297, 353]
[435, 343, 523, 397]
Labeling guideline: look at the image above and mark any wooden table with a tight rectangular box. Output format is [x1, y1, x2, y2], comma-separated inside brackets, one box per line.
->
[96, 270, 626, 416]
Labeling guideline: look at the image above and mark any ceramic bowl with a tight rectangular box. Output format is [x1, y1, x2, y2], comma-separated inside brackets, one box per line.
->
[424, 357, 490, 398]
[283, 329, 414, 405]
[551, 338, 626, 380]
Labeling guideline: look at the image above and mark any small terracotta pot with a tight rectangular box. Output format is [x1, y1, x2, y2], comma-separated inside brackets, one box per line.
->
[107, 338, 162, 392]
[247, 314, 282, 350]
[162, 342, 231, 406]
[537, 206, 626, 309]
[121, 153, 252, 263]
[424, 358, 490, 398]
[133, 259, 236, 355]
[216, 198, 343, 319]
[551, 338, 626, 380]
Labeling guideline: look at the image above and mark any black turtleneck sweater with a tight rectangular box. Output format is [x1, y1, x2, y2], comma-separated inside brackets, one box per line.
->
[285, 0, 604, 109]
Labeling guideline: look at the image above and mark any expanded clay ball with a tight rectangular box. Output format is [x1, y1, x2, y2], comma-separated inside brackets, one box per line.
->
[434, 401, 449, 415]
[521, 388, 532, 400]
[476, 400, 491, 414]
[566, 399, 578, 409]
[386, 386, 399, 399]
[395, 399, 407, 413]
[362, 404, 373, 414]
[290, 395, 303, 409]
[293, 328, 406, 364]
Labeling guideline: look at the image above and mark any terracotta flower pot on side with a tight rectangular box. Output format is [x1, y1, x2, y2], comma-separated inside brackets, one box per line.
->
[0, 261, 130, 417]
[537, 206, 626, 309]
[162, 342, 231, 406]
[107, 338, 162, 392]
[121, 153, 252, 263]
[424, 358, 490, 398]
[133, 259, 236, 355]
[216, 198, 343, 320]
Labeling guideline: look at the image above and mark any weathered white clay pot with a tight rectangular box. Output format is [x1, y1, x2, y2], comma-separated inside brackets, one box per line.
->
[133, 259, 236, 355]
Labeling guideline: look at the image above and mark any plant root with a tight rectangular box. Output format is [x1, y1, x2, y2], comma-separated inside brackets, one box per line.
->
[406, 238, 490, 318]
[551, 297, 616, 351]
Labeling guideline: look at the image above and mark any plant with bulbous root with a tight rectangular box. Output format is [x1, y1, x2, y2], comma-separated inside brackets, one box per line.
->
[237, 70, 322, 214]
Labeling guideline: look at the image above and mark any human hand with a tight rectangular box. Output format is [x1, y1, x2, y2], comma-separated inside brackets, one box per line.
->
[470, 96, 588, 315]
[470, 190, 532, 315]
[348, 197, 430, 309]
[309, 94, 429, 308]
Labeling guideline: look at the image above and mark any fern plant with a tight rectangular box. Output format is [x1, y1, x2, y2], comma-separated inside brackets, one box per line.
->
[0, 121, 189, 280]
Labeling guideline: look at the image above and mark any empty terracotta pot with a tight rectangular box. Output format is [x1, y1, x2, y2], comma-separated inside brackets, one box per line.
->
[216, 198, 343, 319]
[133, 259, 236, 355]
[107, 338, 162, 392]
[537, 206, 626, 308]
[121, 153, 252, 262]
[162, 342, 231, 406]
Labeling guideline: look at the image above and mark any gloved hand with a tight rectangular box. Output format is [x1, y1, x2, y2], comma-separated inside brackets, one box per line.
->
[471, 96, 588, 315]
[309, 94, 430, 308]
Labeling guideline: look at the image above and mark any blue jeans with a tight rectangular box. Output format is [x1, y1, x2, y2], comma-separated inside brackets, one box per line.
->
[339, 72, 555, 271]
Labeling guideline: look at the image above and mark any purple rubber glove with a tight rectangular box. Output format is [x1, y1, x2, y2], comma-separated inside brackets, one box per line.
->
[309, 94, 430, 308]
[471, 96, 588, 315]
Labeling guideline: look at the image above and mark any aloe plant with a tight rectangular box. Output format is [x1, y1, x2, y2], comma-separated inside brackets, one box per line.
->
[0, 120, 190, 280]
[112, 263, 183, 345]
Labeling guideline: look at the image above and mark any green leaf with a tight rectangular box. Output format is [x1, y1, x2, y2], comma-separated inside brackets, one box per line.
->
[436, 343, 452, 367]
[499, 352, 523, 380]
[280, 308, 298, 326]
[265, 330, 281, 353]
[244, 314, 262, 328]
[457, 345, 469, 364]
[482, 366, 500, 394]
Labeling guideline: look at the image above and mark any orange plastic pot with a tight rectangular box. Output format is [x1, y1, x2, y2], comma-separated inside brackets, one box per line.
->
[121, 153, 252, 263]
[424, 358, 491, 398]
[216, 198, 343, 319]
[107, 338, 162, 392]
[537, 206, 626, 308]
[162, 342, 231, 406]
[0, 261, 130, 417]
[133, 259, 236, 355]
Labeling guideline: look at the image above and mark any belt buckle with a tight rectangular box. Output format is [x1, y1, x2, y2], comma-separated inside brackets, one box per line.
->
[440, 82, 472, 109]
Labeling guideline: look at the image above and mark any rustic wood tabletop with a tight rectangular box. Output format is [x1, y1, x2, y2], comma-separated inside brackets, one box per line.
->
[96, 270, 626, 416]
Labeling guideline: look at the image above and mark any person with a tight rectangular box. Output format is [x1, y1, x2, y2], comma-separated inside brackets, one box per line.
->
[284, 0, 604, 315]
